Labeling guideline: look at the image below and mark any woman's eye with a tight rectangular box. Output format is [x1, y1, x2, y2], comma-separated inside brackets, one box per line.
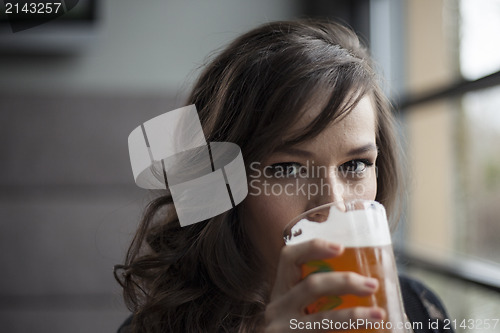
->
[339, 159, 373, 174]
[269, 162, 303, 177]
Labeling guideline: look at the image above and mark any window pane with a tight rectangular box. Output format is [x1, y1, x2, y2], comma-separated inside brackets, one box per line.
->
[460, 0, 500, 80]
[404, 86, 500, 268]
[458, 86, 500, 262]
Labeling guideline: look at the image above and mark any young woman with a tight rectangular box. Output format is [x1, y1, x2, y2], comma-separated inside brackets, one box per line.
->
[115, 19, 452, 332]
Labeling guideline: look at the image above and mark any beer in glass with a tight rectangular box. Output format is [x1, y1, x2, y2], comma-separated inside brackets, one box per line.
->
[283, 200, 410, 333]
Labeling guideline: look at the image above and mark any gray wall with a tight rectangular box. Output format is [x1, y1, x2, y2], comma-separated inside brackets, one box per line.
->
[0, 93, 178, 332]
[0, 1, 298, 332]
[0, 0, 298, 94]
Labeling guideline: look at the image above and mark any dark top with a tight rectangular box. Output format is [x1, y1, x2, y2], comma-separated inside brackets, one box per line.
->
[399, 275, 454, 333]
[118, 275, 454, 332]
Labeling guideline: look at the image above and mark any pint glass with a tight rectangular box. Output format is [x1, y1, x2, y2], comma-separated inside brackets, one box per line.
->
[283, 200, 410, 333]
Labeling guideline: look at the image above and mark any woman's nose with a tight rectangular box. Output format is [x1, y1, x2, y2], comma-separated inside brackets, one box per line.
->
[306, 173, 345, 219]
[321, 172, 345, 203]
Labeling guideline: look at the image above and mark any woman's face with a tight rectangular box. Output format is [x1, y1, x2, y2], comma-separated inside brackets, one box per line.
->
[240, 95, 378, 282]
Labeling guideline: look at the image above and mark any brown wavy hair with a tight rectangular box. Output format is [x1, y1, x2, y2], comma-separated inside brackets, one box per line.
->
[114, 19, 404, 332]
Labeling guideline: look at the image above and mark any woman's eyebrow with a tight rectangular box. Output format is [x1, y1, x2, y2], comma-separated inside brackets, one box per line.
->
[345, 143, 378, 156]
[273, 146, 315, 158]
[274, 144, 378, 158]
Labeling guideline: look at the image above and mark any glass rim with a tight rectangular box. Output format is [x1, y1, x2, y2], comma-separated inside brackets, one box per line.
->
[282, 199, 383, 241]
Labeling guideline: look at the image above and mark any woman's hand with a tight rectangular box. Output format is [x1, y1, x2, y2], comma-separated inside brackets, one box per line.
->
[264, 238, 386, 332]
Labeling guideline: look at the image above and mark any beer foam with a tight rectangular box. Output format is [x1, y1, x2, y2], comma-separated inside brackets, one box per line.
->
[285, 204, 391, 247]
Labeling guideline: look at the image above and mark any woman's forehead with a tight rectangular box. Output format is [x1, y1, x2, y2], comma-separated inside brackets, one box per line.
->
[282, 91, 374, 143]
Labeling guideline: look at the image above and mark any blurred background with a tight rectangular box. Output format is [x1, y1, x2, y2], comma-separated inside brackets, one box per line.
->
[1, 0, 499, 332]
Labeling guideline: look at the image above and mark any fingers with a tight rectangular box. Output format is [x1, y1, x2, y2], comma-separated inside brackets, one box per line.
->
[266, 238, 385, 333]
[269, 270, 379, 314]
[289, 272, 379, 312]
[271, 238, 344, 299]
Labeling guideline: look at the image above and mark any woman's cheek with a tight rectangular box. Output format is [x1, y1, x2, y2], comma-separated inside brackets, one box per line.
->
[241, 181, 308, 273]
